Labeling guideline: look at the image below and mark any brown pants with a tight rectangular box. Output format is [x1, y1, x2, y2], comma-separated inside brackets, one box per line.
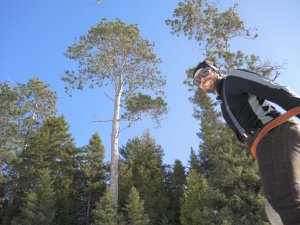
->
[256, 120, 300, 225]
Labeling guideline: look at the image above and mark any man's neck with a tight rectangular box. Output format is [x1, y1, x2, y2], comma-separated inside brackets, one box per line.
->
[215, 77, 224, 96]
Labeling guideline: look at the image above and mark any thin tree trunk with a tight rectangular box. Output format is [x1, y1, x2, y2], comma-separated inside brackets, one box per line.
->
[110, 86, 122, 206]
[86, 192, 91, 225]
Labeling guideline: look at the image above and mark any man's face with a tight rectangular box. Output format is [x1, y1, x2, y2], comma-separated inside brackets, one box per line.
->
[194, 67, 219, 94]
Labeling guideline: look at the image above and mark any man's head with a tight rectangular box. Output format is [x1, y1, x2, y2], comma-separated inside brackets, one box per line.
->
[193, 60, 221, 94]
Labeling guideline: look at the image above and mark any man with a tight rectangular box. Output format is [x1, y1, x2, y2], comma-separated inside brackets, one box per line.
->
[193, 60, 300, 225]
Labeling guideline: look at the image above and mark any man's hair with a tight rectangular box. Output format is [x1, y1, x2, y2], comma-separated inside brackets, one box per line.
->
[193, 60, 219, 78]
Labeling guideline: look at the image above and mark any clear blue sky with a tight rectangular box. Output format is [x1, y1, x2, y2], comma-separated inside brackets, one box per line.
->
[1, 0, 300, 166]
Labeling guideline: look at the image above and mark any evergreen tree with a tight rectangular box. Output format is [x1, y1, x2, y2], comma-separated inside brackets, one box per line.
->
[0, 82, 19, 223]
[11, 169, 56, 225]
[1, 78, 57, 224]
[0, 82, 19, 167]
[188, 148, 200, 172]
[124, 186, 149, 225]
[167, 160, 186, 225]
[177, 77, 267, 224]
[92, 187, 118, 225]
[194, 92, 266, 224]
[79, 132, 106, 225]
[0, 78, 57, 158]
[119, 130, 169, 225]
[180, 169, 227, 225]
[17, 78, 58, 145]
[118, 159, 134, 213]
[12, 116, 79, 225]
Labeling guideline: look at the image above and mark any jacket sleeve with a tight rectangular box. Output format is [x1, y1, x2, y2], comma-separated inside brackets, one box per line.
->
[226, 69, 300, 119]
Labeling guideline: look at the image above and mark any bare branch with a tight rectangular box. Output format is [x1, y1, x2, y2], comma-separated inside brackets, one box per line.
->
[104, 92, 114, 102]
[90, 118, 127, 123]
[119, 123, 132, 133]
[91, 120, 113, 123]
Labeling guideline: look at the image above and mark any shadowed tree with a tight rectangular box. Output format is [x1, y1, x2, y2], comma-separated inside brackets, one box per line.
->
[166, 159, 186, 225]
[11, 169, 56, 225]
[62, 18, 168, 205]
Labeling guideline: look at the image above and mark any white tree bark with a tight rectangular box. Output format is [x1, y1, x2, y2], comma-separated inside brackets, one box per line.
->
[110, 85, 122, 206]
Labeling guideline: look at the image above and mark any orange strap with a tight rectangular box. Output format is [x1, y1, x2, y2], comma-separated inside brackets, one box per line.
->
[251, 106, 300, 159]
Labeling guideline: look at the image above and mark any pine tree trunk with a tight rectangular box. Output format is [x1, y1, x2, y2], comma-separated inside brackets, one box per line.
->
[86, 192, 91, 225]
[110, 87, 122, 206]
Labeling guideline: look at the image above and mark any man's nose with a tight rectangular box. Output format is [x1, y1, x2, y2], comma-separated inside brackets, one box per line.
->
[200, 76, 207, 85]
[199, 77, 206, 88]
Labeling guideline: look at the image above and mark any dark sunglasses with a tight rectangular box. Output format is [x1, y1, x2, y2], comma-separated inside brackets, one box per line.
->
[193, 67, 212, 87]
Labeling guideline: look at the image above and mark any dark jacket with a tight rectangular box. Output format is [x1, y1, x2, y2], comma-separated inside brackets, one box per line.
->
[217, 69, 300, 143]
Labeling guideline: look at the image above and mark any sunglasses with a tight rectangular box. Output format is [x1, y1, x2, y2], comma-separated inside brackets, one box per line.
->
[193, 67, 212, 87]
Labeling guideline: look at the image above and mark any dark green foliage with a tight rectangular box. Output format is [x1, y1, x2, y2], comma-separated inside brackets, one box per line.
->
[8, 116, 79, 225]
[11, 169, 56, 225]
[188, 148, 200, 172]
[124, 186, 149, 225]
[0, 79, 57, 224]
[92, 187, 118, 225]
[0, 78, 110, 225]
[0, 82, 19, 164]
[165, 160, 186, 225]
[122, 93, 168, 125]
[119, 130, 169, 225]
[0, 78, 57, 183]
[78, 132, 107, 225]
[180, 92, 268, 224]
[180, 170, 225, 225]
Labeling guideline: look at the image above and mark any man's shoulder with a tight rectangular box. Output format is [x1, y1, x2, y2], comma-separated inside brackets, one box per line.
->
[226, 68, 280, 89]
[227, 69, 259, 78]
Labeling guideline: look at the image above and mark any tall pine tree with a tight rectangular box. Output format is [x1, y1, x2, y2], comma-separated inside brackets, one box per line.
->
[62, 19, 168, 205]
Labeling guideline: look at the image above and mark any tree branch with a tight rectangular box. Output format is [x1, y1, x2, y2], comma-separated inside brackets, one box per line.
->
[119, 124, 131, 133]
[91, 119, 113, 123]
[104, 92, 114, 102]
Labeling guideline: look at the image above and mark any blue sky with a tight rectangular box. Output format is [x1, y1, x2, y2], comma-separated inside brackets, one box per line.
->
[1, 0, 300, 166]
